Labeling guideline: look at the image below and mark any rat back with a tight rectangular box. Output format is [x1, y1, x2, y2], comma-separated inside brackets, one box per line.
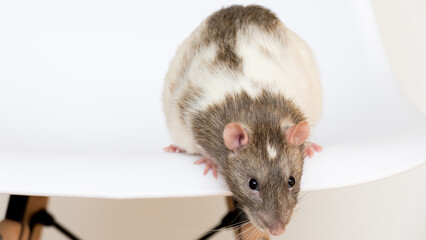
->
[162, 5, 322, 154]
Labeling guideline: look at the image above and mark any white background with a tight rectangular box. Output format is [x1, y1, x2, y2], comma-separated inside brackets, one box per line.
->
[0, 0, 425, 239]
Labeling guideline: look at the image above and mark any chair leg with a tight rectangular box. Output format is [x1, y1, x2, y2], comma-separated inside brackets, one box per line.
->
[0, 195, 48, 240]
[226, 197, 270, 240]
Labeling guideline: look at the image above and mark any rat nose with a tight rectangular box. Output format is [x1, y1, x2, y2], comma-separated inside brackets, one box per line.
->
[269, 225, 285, 236]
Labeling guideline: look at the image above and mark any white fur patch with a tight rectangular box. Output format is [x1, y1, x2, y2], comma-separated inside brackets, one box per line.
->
[187, 42, 260, 112]
[280, 118, 294, 131]
[267, 143, 278, 160]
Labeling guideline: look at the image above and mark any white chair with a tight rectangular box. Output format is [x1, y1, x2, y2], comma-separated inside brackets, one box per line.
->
[0, 0, 425, 239]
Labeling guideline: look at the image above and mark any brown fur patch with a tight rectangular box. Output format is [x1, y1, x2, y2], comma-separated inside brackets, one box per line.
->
[177, 83, 204, 122]
[192, 90, 305, 167]
[258, 44, 275, 61]
[203, 5, 281, 71]
[191, 90, 305, 228]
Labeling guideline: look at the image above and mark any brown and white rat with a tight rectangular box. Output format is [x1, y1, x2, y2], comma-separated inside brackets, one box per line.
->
[162, 5, 322, 236]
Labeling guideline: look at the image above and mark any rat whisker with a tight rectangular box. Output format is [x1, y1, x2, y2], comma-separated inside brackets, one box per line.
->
[252, 227, 263, 240]
[298, 190, 313, 201]
[248, 230, 256, 240]
[240, 227, 255, 240]
[242, 224, 258, 240]
[224, 220, 251, 232]
[243, 225, 255, 240]
[193, 219, 251, 238]
[145, 221, 247, 235]
[253, 229, 261, 240]
[246, 227, 259, 240]
[231, 221, 250, 237]
[297, 190, 322, 205]
[235, 223, 255, 240]
[231, 209, 245, 224]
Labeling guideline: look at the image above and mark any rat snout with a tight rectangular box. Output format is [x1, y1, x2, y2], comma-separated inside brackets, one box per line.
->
[269, 224, 285, 236]
[259, 214, 286, 236]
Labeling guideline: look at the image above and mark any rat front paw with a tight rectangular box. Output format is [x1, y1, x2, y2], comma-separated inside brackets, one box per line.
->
[303, 142, 322, 158]
[194, 157, 218, 179]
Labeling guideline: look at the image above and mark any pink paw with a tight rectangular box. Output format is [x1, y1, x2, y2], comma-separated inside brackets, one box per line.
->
[194, 157, 218, 179]
[303, 142, 322, 158]
[164, 145, 186, 153]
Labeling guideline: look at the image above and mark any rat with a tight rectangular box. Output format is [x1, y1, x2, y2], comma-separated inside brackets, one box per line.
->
[162, 5, 322, 236]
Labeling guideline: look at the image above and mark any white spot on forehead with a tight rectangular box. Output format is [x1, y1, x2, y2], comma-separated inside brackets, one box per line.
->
[267, 143, 277, 160]
[280, 118, 294, 131]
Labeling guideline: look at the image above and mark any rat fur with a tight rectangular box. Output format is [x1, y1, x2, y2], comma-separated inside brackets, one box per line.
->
[162, 5, 322, 236]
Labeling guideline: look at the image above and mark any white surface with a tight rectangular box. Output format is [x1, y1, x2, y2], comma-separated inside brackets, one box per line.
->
[0, 0, 425, 198]
[372, 0, 426, 116]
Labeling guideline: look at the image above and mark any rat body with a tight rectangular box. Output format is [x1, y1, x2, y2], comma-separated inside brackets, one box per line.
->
[163, 5, 322, 236]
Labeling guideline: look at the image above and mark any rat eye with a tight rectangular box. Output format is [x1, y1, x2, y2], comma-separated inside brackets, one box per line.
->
[249, 178, 259, 191]
[288, 176, 296, 188]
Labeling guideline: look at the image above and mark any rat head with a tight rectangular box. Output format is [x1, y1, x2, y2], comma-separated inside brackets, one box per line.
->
[222, 121, 310, 236]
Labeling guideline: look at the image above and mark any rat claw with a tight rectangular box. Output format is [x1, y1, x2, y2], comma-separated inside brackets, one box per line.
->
[311, 143, 323, 152]
[212, 164, 218, 179]
[194, 159, 207, 165]
[195, 157, 218, 178]
[164, 145, 186, 153]
[304, 142, 322, 158]
[203, 165, 210, 175]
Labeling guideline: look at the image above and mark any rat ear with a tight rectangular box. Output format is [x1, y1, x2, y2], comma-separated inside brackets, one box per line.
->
[223, 123, 249, 151]
[285, 121, 310, 146]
